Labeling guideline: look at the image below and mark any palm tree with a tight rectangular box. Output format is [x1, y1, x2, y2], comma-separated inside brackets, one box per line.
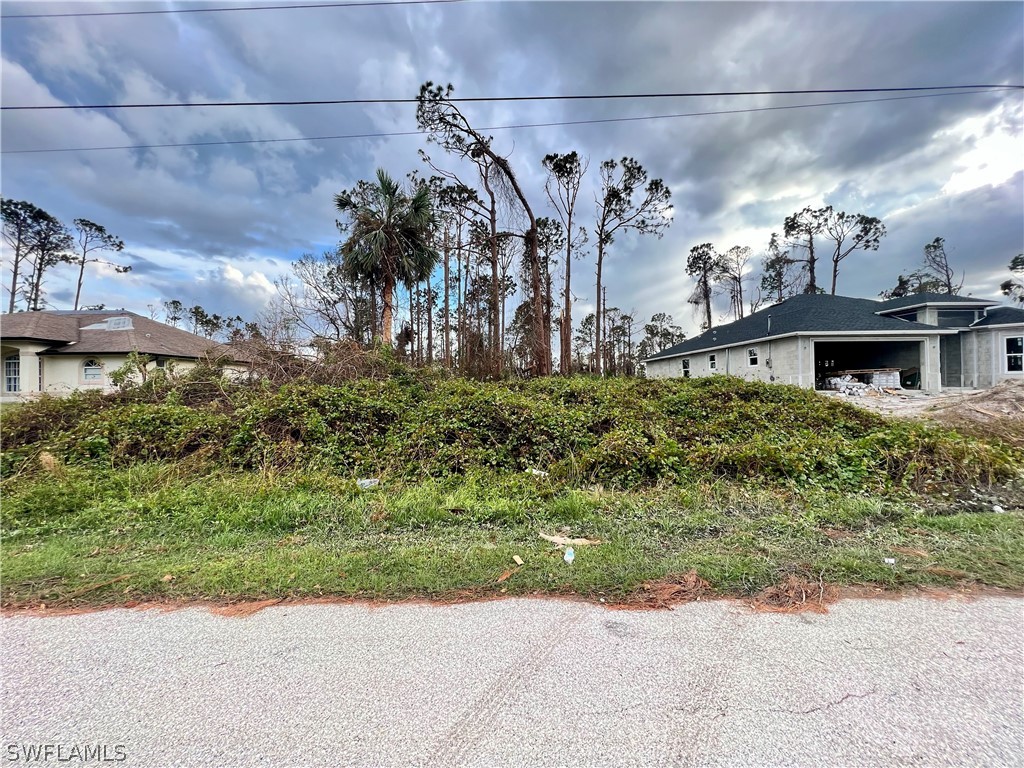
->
[335, 170, 438, 346]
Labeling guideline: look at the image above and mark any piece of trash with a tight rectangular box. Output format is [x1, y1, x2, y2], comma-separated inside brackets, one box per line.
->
[161, 574, 175, 582]
[356, 478, 380, 490]
[599, 597, 606, 603]
[883, 558, 896, 565]
[993, 505, 1005, 514]
[563, 547, 575, 564]
[540, 533, 602, 547]
[513, 555, 525, 566]
[526, 468, 549, 477]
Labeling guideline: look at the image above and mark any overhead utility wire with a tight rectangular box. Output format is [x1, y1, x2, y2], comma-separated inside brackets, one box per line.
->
[1, 0, 465, 20]
[3, 88, 1012, 156]
[3, 84, 1021, 111]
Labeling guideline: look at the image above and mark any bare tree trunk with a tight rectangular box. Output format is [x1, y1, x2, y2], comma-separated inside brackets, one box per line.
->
[806, 234, 817, 293]
[443, 227, 451, 367]
[73, 256, 87, 311]
[560, 228, 572, 375]
[7, 232, 25, 315]
[412, 284, 419, 363]
[703, 277, 712, 332]
[426, 277, 433, 365]
[460, 234, 469, 370]
[381, 273, 395, 346]
[500, 278, 507, 371]
[595, 241, 604, 375]
[602, 286, 609, 374]
[544, 260, 552, 367]
[29, 263, 45, 311]
[486, 190, 501, 377]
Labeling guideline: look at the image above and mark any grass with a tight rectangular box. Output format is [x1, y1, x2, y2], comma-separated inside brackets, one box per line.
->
[3, 463, 1022, 608]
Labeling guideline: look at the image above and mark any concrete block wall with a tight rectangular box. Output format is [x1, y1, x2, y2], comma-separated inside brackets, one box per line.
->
[646, 335, 945, 391]
[644, 337, 808, 387]
[963, 328, 1024, 388]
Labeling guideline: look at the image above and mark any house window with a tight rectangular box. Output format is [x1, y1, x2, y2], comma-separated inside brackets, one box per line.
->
[747, 347, 759, 367]
[708, 354, 717, 371]
[681, 358, 690, 378]
[1007, 336, 1024, 373]
[4, 354, 20, 393]
[83, 359, 104, 382]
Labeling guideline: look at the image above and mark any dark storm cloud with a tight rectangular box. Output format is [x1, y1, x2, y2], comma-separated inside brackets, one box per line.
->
[1, 1, 1021, 336]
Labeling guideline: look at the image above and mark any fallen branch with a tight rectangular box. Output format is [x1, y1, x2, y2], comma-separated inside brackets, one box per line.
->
[539, 533, 602, 547]
[50, 574, 135, 605]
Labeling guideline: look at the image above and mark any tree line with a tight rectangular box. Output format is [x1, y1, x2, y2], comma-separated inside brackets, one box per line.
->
[1, 199, 131, 313]
[260, 82, 674, 378]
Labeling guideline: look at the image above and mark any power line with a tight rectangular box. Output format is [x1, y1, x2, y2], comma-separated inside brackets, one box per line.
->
[3, 84, 1021, 111]
[1, 0, 465, 20]
[3, 88, 1013, 156]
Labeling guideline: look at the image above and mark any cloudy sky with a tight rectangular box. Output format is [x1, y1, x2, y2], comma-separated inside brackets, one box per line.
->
[2, 0, 1022, 338]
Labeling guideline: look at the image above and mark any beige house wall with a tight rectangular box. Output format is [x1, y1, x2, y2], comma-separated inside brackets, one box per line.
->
[1, 342, 49, 401]
[0, 342, 250, 402]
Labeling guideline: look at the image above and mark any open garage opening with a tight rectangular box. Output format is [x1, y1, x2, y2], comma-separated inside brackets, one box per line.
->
[813, 340, 923, 390]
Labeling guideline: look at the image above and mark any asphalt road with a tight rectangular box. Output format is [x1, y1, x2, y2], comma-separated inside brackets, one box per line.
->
[2, 596, 1022, 767]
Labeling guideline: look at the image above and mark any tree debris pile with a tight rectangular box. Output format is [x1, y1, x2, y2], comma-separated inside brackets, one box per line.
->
[926, 381, 1024, 447]
[632, 570, 713, 608]
[750, 576, 839, 613]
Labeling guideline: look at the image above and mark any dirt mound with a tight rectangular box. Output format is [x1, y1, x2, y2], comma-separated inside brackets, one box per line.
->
[930, 380, 1024, 421]
[927, 380, 1024, 446]
[750, 576, 838, 613]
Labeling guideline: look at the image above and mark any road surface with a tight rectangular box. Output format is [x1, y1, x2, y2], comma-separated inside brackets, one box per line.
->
[2, 596, 1022, 767]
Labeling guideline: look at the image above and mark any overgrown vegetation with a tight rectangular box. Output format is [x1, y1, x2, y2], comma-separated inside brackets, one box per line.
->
[3, 372, 1019, 493]
[2, 371, 1022, 608]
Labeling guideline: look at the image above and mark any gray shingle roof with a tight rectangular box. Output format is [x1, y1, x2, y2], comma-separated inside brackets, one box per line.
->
[644, 293, 948, 362]
[876, 292, 998, 312]
[971, 306, 1024, 328]
[1, 310, 252, 362]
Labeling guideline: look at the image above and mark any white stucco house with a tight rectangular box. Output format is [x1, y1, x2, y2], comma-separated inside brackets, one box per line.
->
[643, 293, 1024, 393]
[0, 310, 253, 402]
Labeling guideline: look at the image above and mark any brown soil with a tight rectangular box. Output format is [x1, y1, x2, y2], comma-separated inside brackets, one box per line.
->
[5, 582, 1021, 620]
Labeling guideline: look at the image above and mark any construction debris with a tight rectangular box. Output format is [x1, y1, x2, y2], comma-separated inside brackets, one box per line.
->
[825, 372, 905, 397]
